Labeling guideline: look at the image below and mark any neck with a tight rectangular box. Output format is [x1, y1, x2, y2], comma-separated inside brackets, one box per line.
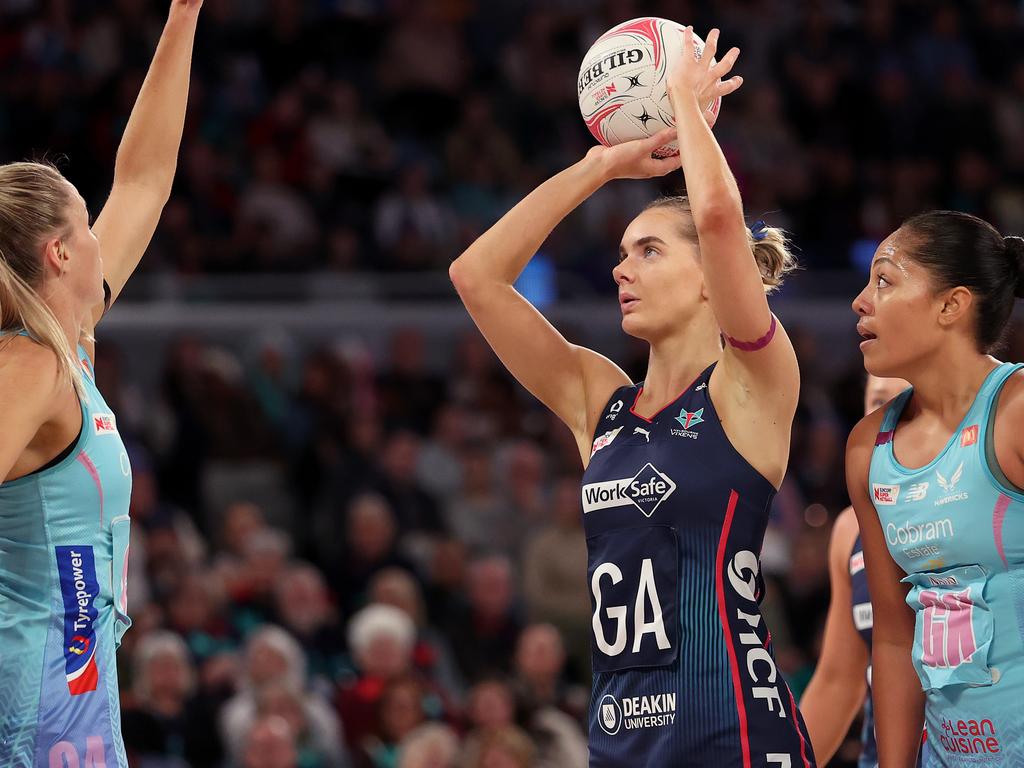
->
[640, 318, 721, 408]
[904, 348, 999, 426]
[40, 284, 85, 353]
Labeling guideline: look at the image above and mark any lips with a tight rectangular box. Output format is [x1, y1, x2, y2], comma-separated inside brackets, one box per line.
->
[619, 292, 639, 311]
[856, 321, 877, 341]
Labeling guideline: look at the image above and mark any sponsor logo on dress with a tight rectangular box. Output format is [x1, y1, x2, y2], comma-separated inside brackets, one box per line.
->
[726, 551, 788, 720]
[935, 463, 968, 506]
[905, 482, 929, 502]
[671, 407, 703, 439]
[633, 426, 651, 442]
[939, 716, 1002, 756]
[873, 484, 900, 505]
[591, 427, 622, 457]
[597, 692, 677, 735]
[606, 400, 623, 421]
[56, 546, 100, 695]
[581, 463, 676, 517]
[960, 425, 979, 447]
[849, 551, 865, 575]
[853, 602, 873, 631]
[886, 518, 954, 548]
[93, 413, 117, 435]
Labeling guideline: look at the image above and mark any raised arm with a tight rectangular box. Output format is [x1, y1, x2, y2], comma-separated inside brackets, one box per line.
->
[88, 0, 202, 330]
[799, 506, 869, 764]
[449, 131, 678, 462]
[846, 416, 923, 768]
[666, 29, 799, 401]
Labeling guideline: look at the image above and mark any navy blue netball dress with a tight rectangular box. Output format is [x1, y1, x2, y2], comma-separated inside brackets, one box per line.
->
[582, 363, 815, 767]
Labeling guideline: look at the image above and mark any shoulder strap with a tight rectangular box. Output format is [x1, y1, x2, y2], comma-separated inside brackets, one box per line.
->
[876, 387, 913, 442]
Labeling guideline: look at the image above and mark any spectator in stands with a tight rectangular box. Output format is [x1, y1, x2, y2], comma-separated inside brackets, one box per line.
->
[444, 556, 522, 682]
[222, 627, 344, 766]
[121, 630, 224, 767]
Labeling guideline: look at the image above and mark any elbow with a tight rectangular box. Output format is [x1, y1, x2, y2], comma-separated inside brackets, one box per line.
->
[448, 258, 470, 297]
[691, 194, 743, 234]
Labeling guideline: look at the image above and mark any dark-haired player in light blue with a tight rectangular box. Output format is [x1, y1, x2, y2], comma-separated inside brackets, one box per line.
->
[848, 210, 1024, 766]
[450, 27, 815, 767]
[0, 2, 202, 765]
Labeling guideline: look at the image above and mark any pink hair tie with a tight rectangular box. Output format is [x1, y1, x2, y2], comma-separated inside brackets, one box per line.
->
[725, 314, 777, 352]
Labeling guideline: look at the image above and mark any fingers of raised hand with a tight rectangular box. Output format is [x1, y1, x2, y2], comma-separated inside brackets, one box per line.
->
[710, 47, 741, 80]
[716, 75, 744, 98]
[702, 28, 720, 62]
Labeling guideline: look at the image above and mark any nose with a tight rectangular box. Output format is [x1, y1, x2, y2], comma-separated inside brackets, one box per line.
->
[852, 285, 871, 316]
[613, 256, 633, 286]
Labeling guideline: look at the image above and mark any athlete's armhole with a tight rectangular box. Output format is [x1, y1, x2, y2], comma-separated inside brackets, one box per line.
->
[102, 279, 112, 313]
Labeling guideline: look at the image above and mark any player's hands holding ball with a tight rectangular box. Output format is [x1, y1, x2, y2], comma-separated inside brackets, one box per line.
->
[586, 128, 680, 182]
[667, 28, 742, 129]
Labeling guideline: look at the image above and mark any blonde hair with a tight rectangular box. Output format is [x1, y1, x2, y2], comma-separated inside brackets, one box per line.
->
[643, 196, 797, 293]
[0, 161, 83, 394]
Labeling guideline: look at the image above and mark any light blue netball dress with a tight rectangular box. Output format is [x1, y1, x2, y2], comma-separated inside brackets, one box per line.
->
[0, 338, 132, 767]
[869, 362, 1024, 766]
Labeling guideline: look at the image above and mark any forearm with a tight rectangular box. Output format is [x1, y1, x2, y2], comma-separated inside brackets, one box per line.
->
[670, 88, 741, 224]
[112, 7, 199, 191]
[873, 641, 925, 767]
[800, 673, 867, 764]
[450, 155, 606, 289]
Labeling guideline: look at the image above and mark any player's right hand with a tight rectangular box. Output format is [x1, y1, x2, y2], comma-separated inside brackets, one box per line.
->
[586, 128, 679, 181]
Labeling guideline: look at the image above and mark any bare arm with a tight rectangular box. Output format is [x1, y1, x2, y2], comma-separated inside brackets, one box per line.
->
[800, 506, 869, 764]
[449, 131, 678, 461]
[0, 338, 64, 481]
[88, 0, 202, 329]
[666, 29, 799, 408]
[847, 415, 924, 768]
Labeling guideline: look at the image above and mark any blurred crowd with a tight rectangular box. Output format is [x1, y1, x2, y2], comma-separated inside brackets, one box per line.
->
[1, 0, 1023, 285]
[4, 0, 1024, 767]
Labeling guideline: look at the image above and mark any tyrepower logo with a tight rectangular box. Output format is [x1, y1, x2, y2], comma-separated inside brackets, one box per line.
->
[597, 692, 677, 735]
[56, 546, 100, 695]
[872, 484, 900, 505]
[582, 463, 676, 517]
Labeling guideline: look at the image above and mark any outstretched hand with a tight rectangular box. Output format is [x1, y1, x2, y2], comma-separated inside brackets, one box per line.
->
[586, 128, 680, 181]
[667, 27, 743, 128]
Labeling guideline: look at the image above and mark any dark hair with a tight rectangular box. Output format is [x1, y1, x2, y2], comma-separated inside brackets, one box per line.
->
[643, 196, 797, 293]
[901, 210, 1024, 352]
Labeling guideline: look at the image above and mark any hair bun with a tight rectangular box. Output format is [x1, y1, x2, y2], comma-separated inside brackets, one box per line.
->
[1007, 236, 1024, 298]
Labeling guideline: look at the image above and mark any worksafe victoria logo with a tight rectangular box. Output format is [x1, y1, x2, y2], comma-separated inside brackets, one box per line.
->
[582, 462, 676, 517]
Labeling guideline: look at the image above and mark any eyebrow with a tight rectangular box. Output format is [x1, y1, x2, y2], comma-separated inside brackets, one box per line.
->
[618, 235, 667, 255]
[871, 256, 897, 270]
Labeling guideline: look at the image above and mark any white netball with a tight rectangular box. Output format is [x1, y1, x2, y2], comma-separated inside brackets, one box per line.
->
[578, 17, 720, 157]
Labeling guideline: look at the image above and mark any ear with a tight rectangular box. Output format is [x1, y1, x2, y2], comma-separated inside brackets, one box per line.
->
[42, 237, 65, 275]
[937, 286, 974, 329]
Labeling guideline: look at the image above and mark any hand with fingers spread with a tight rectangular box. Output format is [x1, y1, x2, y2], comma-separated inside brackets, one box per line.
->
[667, 27, 743, 128]
[586, 128, 681, 182]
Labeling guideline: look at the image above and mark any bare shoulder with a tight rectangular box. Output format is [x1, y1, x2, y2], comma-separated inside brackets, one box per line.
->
[995, 367, 1024, 414]
[0, 336, 65, 401]
[830, 506, 860, 557]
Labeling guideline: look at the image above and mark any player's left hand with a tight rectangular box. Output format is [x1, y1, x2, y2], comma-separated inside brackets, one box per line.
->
[667, 28, 742, 128]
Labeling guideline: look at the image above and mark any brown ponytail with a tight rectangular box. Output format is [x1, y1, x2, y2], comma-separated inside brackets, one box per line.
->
[0, 162, 84, 395]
